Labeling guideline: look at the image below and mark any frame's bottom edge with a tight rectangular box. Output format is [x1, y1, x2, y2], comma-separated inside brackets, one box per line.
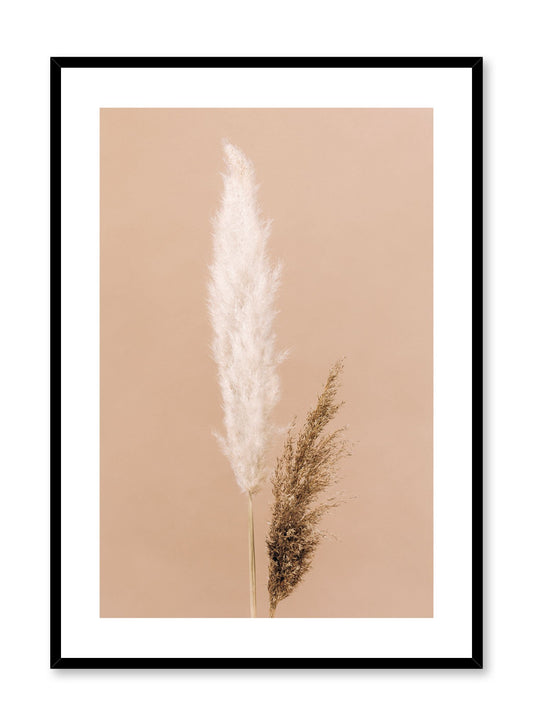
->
[50, 656, 483, 669]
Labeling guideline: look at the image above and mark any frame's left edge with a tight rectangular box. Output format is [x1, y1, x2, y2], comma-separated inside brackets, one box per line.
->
[50, 57, 62, 669]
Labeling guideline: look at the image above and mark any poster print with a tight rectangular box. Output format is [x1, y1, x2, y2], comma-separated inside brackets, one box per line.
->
[99, 108, 433, 620]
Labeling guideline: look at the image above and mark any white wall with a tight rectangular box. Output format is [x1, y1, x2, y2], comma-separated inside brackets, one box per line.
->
[0, 2, 529, 724]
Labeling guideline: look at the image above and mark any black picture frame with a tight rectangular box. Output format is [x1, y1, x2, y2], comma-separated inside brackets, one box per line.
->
[50, 56, 483, 670]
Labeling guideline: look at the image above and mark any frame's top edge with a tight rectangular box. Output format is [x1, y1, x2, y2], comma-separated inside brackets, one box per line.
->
[50, 57, 483, 70]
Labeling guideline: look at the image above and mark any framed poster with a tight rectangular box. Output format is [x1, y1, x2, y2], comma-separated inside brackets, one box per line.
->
[51, 57, 482, 668]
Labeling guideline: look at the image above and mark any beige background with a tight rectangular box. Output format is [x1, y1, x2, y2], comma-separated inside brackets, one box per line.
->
[100, 108, 433, 618]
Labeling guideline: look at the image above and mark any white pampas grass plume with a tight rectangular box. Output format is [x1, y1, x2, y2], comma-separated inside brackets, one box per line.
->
[208, 142, 282, 496]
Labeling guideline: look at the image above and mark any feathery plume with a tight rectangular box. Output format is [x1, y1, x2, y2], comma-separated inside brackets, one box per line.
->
[266, 360, 351, 617]
[208, 142, 283, 616]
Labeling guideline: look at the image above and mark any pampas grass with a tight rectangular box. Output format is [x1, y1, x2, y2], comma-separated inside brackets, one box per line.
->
[208, 142, 283, 617]
[266, 360, 351, 617]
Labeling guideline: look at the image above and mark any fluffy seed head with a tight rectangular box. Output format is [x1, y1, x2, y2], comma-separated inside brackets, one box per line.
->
[208, 142, 283, 494]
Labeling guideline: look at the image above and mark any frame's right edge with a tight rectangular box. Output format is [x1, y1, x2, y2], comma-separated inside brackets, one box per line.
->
[471, 56, 483, 669]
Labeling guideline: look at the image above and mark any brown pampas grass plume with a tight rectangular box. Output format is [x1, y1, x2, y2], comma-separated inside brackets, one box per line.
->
[267, 360, 352, 617]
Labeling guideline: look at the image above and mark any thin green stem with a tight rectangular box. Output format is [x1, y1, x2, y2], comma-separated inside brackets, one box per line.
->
[248, 492, 256, 618]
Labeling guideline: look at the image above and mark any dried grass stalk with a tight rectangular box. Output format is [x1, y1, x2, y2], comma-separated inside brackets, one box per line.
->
[208, 142, 283, 617]
[267, 360, 351, 617]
